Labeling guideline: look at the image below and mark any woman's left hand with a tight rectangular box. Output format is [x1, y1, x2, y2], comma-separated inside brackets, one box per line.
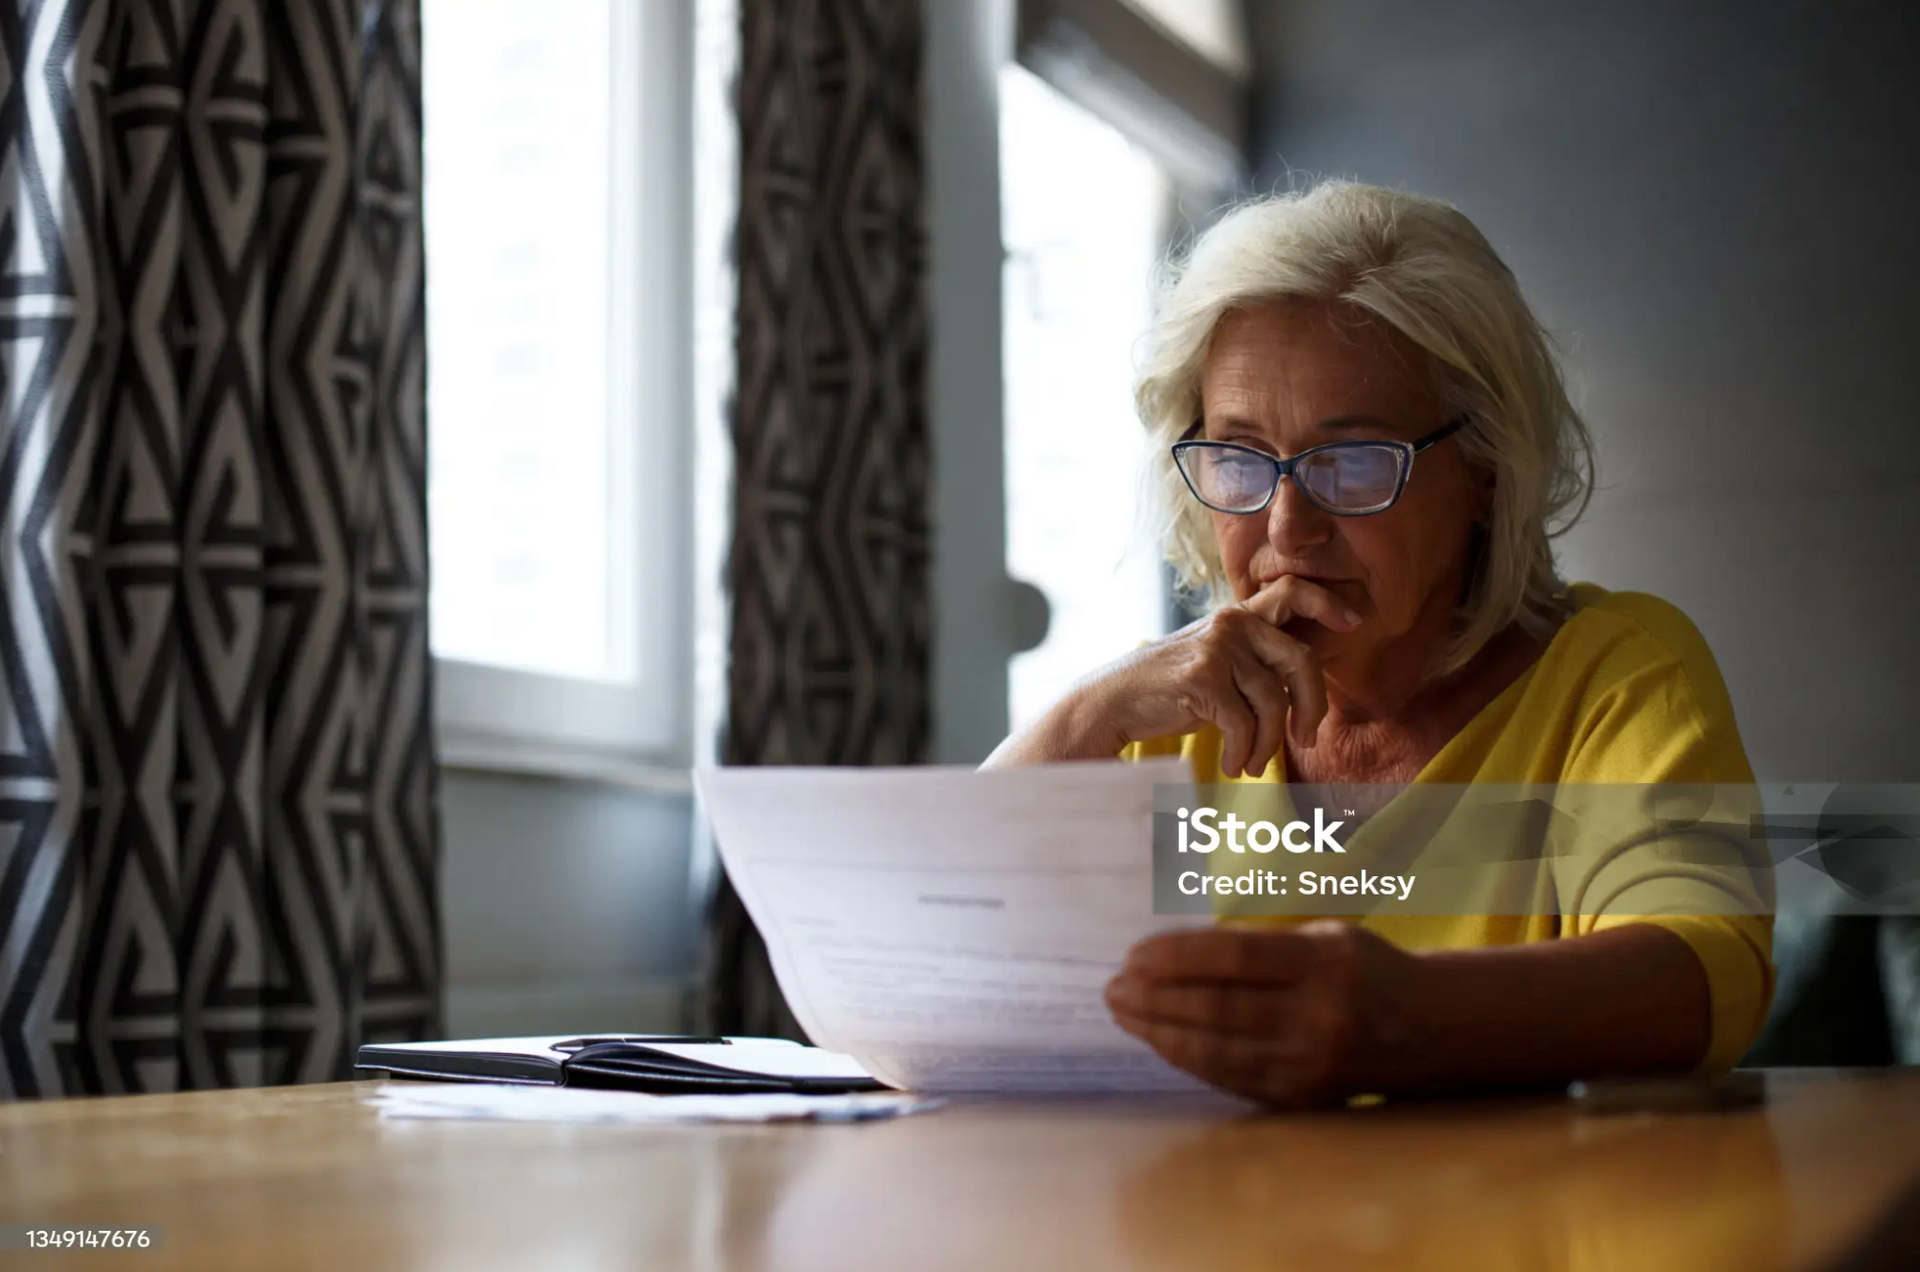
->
[1104, 921, 1428, 1106]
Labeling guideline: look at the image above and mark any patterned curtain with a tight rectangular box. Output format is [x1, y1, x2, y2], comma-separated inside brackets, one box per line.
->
[0, 0, 437, 1097]
[702, 0, 930, 1038]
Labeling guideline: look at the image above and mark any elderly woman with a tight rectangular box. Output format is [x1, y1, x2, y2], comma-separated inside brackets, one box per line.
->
[985, 181, 1772, 1106]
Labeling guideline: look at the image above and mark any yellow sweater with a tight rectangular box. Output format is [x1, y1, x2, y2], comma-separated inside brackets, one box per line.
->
[1120, 582, 1774, 1069]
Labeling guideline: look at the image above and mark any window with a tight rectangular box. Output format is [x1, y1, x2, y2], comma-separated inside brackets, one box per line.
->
[1000, 66, 1174, 733]
[422, 0, 691, 771]
[1119, 0, 1251, 79]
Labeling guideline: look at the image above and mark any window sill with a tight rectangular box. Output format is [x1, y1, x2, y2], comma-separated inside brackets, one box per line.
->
[438, 732, 694, 796]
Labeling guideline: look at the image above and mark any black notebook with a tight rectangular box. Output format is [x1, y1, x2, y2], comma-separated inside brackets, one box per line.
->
[356, 1034, 887, 1095]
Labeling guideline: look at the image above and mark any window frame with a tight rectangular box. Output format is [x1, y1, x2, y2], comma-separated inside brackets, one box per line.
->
[428, 0, 695, 780]
[1015, 0, 1250, 192]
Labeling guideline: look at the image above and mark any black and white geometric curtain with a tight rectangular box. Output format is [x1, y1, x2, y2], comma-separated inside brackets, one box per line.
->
[0, 0, 438, 1097]
[703, 0, 930, 1037]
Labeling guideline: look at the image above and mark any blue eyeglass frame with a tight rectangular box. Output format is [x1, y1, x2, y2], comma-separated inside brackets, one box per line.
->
[1172, 415, 1470, 516]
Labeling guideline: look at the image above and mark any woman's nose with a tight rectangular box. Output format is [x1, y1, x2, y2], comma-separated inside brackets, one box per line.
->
[1266, 471, 1335, 550]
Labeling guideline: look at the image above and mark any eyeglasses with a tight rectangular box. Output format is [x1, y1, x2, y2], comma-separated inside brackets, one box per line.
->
[1172, 416, 1469, 517]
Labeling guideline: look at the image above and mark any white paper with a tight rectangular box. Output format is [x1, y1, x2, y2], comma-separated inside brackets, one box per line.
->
[696, 760, 1213, 1095]
[369, 1082, 939, 1124]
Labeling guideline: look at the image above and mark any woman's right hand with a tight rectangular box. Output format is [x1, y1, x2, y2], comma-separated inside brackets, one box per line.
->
[983, 576, 1359, 778]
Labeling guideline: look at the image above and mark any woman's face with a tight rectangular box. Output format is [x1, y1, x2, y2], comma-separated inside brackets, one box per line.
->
[1197, 301, 1489, 675]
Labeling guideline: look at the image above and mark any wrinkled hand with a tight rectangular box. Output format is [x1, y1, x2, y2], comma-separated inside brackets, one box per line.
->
[986, 575, 1357, 776]
[1105, 922, 1426, 1106]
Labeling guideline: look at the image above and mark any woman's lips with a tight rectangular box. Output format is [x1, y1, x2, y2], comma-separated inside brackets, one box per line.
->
[1261, 573, 1351, 594]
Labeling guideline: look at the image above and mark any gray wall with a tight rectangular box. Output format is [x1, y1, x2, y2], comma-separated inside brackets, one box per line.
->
[441, 775, 694, 1037]
[1248, 0, 1920, 782]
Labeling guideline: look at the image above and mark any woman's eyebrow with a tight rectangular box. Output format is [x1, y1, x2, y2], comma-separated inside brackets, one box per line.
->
[1312, 414, 1401, 433]
[1203, 413, 1400, 436]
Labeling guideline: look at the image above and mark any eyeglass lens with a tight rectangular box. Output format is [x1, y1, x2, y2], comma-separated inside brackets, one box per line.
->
[1184, 444, 1407, 514]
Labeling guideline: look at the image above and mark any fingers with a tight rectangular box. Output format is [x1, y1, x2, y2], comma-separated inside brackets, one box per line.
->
[1122, 927, 1317, 986]
[1236, 578, 1340, 749]
[1191, 657, 1260, 780]
[1230, 654, 1289, 779]
[1240, 575, 1362, 633]
[1105, 974, 1295, 1036]
[1236, 619, 1328, 750]
[1112, 1010, 1272, 1076]
[1106, 1009, 1328, 1105]
[1202, 609, 1320, 768]
[1106, 925, 1399, 1106]
[1131, 587, 1335, 774]
[1188, 635, 1291, 778]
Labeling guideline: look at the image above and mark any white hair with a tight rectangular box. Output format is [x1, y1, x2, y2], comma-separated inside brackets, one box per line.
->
[1136, 179, 1596, 677]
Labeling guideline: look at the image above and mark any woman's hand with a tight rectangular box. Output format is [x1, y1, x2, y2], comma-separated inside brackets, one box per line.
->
[1106, 922, 1717, 1105]
[983, 576, 1359, 777]
[1104, 922, 1426, 1107]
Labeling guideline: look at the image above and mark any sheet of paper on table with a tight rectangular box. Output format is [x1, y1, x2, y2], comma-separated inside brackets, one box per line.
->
[369, 1082, 941, 1125]
[696, 759, 1215, 1096]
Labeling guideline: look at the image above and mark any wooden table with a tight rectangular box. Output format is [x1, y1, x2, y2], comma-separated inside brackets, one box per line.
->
[4, 1071, 1919, 1271]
